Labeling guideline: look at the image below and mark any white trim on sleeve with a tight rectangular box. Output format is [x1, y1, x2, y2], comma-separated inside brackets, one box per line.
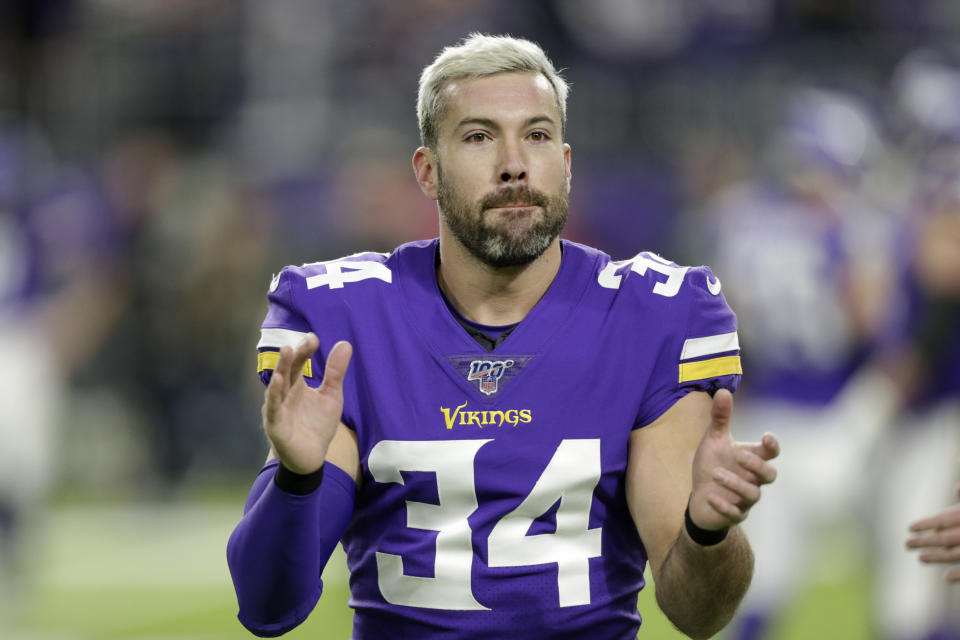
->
[680, 331, 739, 360]
[257, 328, 310, 350]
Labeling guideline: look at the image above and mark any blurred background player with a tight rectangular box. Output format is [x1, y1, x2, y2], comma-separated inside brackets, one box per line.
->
[0, 119, 122, 619]
[868, 47, 960, 640]
[0, 122, 57, 617]
[698, 87, 900, 640]
[0, 3, 127, 621]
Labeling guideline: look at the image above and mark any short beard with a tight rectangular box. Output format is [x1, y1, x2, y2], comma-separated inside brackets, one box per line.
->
[437, 166, 569, 269]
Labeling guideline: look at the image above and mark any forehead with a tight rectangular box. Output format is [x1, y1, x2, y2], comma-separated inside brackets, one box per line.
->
[439, 71, 559, 129]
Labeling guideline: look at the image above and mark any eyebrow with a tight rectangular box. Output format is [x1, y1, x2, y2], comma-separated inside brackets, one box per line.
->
[454, 115, 556, 132]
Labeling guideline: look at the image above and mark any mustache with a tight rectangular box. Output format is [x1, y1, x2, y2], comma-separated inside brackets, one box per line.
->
[481, 186, 549, 210]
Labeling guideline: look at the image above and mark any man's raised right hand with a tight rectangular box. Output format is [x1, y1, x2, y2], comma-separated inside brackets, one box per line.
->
[262, 334, 353, 475]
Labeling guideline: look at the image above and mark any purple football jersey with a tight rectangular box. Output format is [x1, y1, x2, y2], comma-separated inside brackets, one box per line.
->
[255, 239, 741, 639]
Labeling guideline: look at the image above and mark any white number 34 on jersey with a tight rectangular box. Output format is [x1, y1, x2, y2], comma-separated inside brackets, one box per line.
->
[368, 438, 602, 610]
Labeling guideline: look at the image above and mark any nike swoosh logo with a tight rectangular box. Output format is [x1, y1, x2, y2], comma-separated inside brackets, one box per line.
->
[707, 275, 722, 295]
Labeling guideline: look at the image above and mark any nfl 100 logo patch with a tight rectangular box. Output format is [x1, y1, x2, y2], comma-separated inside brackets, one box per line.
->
[467, 359, 515, 396]
[445, 354, 533, 397]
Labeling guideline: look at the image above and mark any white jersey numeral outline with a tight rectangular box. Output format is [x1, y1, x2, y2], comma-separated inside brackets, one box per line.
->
[487, 438, 602, 606]
[597, 252, 688, 297]
[368, 438, 603, 610]
[305, 259, 393, 290]
[369, 440, 490, 610]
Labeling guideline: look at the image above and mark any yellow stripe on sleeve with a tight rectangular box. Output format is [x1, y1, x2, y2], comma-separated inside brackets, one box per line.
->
[678, 355, 742, 383]
[257, 351, 313, 378]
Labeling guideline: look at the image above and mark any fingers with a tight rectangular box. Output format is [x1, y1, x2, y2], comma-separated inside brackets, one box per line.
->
[273, 345, 294, 394]
[261, 332, 332, 430]
[905, 506, 960, 583]
[263, 368, 284, 429]
[320, 341, 353, 394]
[701, 459, 766, 527]
[709, 389, 734, 436]
[707, 493, 747, 523]
[759, 432, 780, 460]
[906, 525, 960, 550]
[734, 446, 778, 485]
[742, 433, 780, 461]
[905, 499, 960, 584]
[287, 333, 320, 387]
[713, 467, 761, 505]
[267, 335, 349, 400]
[917, 547, 960, 564]
[735, 434, 779, 490]
[698, 439, 777, 527]
[909, 504, 960, 533]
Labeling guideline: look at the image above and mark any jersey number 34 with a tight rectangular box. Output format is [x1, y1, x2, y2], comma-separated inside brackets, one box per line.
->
[368, 438, 602, 610]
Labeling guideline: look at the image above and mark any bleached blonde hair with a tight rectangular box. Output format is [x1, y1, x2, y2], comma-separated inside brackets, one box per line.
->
[417, 33, 569, 149]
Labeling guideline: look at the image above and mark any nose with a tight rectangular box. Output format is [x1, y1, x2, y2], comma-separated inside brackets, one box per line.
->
[497, 139, 527, 184]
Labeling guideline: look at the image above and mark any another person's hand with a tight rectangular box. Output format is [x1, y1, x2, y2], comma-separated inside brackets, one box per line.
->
[689, 389, 780, 531]
[262, 334, 353, 475]
[907, 485, 960, 583]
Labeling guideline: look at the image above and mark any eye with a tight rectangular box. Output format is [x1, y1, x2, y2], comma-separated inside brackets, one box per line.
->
[528, 130, 550, 142]
[465, 132, 489, 143]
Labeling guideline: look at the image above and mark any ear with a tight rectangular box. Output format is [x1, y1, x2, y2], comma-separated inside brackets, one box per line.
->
[413, 146, 439, 200]
[563, 142, 572, 191]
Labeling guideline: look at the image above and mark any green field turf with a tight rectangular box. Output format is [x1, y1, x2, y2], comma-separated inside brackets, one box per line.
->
[2, 497, 874, 639]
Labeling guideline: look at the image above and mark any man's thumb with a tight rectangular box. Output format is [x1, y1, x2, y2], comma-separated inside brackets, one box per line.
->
[710, 388, 734, 435]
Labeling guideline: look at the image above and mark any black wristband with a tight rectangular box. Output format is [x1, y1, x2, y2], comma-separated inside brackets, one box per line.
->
[274, 462, 324, 495]
[684, 503, 729, 546]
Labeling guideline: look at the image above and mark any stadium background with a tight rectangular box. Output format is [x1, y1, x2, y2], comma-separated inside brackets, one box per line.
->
[1, 1, 958, 638]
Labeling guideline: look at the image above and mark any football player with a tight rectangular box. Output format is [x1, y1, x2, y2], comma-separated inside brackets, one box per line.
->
[228, 34, 779, 639]
[702, 87, 900, 640]
[873, 171, 960, 640]
[873, 48, 960, 640]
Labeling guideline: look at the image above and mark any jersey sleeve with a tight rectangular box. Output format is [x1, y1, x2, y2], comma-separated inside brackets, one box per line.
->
[227, 460, 357, 636]
[636, 265, 742, 427]
[256, 269, 323, 388]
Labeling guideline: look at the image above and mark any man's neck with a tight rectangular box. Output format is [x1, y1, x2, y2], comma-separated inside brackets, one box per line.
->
[436, 229, 562, 327]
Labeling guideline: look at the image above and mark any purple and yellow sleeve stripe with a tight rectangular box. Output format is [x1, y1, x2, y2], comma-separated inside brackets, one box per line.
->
[256, 328, 313, 377]
[678, 331, 742, 383]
